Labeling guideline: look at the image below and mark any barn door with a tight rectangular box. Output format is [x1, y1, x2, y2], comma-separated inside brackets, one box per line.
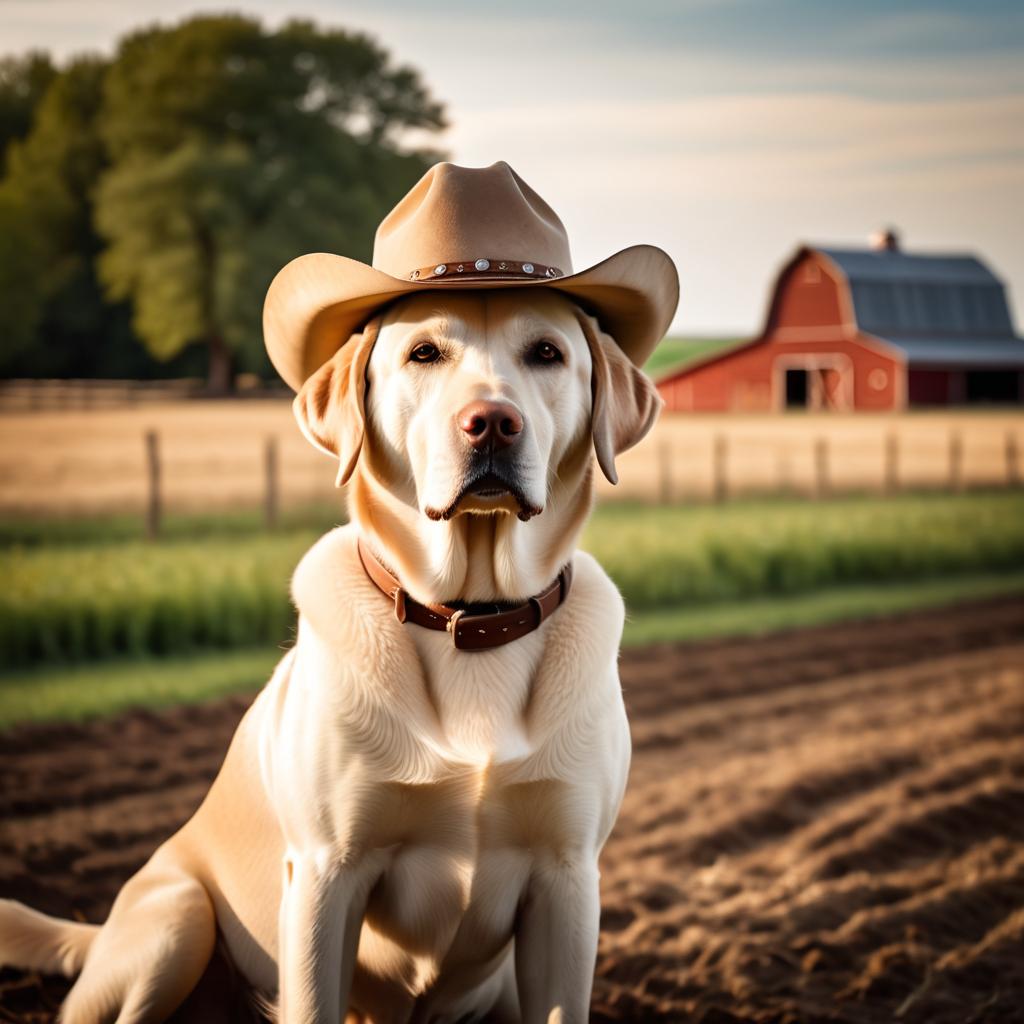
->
[778, 358, 851, 409]
[785, 369, 809, 408]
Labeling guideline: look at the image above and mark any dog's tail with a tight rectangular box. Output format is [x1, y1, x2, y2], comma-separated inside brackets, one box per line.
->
[0, 898, 98, 976]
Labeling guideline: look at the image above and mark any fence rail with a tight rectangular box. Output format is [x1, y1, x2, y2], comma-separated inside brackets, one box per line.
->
[0, 378, 287, 412]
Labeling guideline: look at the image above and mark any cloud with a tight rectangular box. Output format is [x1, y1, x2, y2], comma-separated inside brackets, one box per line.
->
[449, 92, 1024, 197]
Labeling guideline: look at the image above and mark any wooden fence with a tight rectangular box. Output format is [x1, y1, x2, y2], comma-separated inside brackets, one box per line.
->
[1, 397, 1022, 527]
[643, 426, 1021, 504]
[0, 378, 287, 412]
[609, 414, 1024, 503]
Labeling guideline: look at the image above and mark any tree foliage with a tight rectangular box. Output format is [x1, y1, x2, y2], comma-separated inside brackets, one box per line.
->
[95, 15, 446, 389]
[0, 52, 57, 172]
[0, 192, 46, 364]
[0, 57, 140, 377]
[0, 15, 446, 387]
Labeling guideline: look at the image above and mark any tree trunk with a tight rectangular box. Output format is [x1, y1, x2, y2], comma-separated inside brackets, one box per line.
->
[207, 333, 234, 394]
[191, 215, 232, 395]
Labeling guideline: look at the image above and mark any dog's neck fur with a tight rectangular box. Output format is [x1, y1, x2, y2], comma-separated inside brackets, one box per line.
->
[347, 436, 595, 605]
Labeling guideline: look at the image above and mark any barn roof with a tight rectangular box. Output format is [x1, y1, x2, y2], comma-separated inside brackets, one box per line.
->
[818, 248, 998, 286]
[816, 247, 1016, 339]
[875, 335, 1024, 368]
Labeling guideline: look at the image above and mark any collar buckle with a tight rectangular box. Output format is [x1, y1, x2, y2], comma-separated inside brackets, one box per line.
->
[445, 609, 465, 646]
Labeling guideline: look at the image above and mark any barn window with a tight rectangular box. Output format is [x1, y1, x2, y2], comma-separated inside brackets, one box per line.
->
[803, 263, 821, 284]
[868, 368, 888, 391]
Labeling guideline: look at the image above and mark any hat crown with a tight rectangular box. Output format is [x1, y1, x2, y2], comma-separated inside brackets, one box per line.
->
[373, 161, 573, 277]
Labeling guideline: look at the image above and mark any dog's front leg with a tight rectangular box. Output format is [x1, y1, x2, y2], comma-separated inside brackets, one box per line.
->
[514, 857, 601, 1024]
[277, 851, 376, 1024]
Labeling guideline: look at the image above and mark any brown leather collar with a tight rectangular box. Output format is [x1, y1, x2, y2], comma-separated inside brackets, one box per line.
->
[356, 537, 573, 651]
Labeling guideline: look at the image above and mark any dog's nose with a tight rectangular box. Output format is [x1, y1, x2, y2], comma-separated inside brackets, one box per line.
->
[457, 400, 524, 450]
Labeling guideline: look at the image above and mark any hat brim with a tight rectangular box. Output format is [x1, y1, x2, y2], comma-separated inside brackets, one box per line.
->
[263, 244, 679, 391]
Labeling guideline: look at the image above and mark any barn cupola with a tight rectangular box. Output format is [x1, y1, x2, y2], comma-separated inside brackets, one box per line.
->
[870, 227, 901, 252]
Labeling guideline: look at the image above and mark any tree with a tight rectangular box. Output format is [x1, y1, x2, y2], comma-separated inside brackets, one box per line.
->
[0, 51, 59, 373]
[0, 57, 140, 378]
[0, 192, 46, 368]
[0, 52, 57, 173]
[95, 15, 446, 391]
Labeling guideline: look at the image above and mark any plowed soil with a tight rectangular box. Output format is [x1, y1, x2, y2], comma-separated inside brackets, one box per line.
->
[2, 597, 1024, 1023]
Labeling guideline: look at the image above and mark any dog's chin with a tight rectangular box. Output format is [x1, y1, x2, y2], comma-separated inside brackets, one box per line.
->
[424, 471, 543, 523]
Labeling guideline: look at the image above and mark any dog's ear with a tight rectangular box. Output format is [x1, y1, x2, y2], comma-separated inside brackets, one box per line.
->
[575, 309, 663, 485]
[293, 318, 380, 487]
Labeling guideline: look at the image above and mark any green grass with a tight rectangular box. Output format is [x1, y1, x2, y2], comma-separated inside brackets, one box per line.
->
[620, 569, 1024, 646]
[0, 533, 312, 666]
[0, 647, 284, 727]
[5, 570, 1022, 728]
[584, 493, 1024, 611]
[643, 335, 743, 379]
[0, 503, 345, 548]
[3, 492, 1024, 669]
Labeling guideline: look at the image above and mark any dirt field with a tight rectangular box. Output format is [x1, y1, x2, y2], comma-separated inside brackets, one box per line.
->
[1, 401, 1022, 514]
[1, 597, 1023, 1022]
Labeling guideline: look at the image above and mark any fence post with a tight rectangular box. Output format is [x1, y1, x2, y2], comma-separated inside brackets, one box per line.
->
[264, 435, 279, 529]
[885, 432, 899, 494]
[1007, 432, 1020, 488]
[713, 434, 728, 503]
[948, 429, 963, 492]
[145, 429, 161, 540]
[814, 437, 829, 498]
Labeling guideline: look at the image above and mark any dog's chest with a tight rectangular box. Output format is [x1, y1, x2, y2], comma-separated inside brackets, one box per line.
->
[411, 627, 542, 765]
[362, 770, 564, 973]
[360, 626, 563, 956]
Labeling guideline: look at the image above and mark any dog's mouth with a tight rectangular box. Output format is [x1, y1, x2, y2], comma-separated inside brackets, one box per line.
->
[425, 468, 543, 523]
[467, 471, 514, 499]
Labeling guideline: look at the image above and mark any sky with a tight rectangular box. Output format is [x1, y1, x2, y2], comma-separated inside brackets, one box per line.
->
[4, 0, 1023, 335]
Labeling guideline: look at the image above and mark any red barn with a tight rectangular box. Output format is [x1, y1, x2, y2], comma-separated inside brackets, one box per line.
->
[658, 232, 1024, 411]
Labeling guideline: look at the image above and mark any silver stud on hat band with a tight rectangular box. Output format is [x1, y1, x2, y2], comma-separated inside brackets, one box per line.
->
[405, 259, 562, 282]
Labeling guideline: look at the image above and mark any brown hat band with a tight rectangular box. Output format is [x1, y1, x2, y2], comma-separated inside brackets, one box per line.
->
[407, 258, 564, 282]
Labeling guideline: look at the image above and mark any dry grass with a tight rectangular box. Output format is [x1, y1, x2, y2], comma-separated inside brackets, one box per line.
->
[1, 402, 1022, 515]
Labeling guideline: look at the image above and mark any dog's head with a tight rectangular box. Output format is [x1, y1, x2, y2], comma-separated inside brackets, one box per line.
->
[294, 289, 661, 523]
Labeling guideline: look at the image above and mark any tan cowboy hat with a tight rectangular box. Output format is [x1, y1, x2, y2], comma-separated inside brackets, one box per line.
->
[263, 160, 679, 390]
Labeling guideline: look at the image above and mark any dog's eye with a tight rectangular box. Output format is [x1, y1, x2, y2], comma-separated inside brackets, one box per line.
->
[527, 340, 563, 365]
[409, 342, 441, 364]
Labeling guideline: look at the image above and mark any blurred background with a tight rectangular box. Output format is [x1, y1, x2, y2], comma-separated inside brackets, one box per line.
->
[1, 3, 1024, 1022]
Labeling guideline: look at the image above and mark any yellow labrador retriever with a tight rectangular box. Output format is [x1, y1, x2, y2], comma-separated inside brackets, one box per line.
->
[0, 289, 660, 1023]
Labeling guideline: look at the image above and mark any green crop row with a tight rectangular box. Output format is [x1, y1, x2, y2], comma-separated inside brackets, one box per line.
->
[0, 534, 314, 667]
[585, 492, 1024, 610]
[2, 492, 1023, 669]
